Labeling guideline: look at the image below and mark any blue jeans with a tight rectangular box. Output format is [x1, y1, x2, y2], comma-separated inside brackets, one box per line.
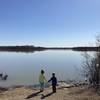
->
[40, 82, 44, 91]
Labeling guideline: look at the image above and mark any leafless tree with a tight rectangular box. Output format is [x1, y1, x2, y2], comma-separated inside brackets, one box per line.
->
[82, 35, 100, 89]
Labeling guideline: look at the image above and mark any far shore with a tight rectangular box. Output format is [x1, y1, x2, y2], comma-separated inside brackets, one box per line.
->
[0, 45, 100, 52]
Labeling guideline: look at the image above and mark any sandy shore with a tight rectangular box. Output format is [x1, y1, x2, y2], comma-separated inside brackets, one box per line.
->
[0, 83, 100, 100]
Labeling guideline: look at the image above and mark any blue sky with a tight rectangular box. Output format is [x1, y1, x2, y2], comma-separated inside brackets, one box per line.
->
[0, 0, 100, 47]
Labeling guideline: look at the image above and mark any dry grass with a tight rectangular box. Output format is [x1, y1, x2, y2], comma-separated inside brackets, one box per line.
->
[0, 85, 100, 100]
[66, 86, 100, 100]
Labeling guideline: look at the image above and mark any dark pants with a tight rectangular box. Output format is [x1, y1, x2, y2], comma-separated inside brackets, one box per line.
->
[52, 85, 56, 93]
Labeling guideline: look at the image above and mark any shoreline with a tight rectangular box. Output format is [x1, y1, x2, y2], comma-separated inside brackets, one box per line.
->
[0, 81, 100, 100]
[0, 81, 88, 91]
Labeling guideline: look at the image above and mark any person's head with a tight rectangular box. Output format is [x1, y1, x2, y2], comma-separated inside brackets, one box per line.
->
[41, 70, 44, 74]
[52, 73, 55, 77]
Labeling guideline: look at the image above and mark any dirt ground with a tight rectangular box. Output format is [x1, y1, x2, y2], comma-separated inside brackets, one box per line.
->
[0, 85, 100, 100]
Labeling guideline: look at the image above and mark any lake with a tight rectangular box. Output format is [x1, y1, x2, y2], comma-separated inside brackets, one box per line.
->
[0, 50, 93, 87]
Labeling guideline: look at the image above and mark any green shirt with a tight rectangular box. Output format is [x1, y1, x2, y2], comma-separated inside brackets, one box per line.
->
[39, 74, 47, 83]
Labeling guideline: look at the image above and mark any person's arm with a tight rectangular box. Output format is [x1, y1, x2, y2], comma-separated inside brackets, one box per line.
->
[48, 77, 52, 82]
[44, 75, 47, 83]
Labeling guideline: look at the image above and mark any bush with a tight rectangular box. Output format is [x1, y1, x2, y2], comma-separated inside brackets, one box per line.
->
[82, 35, 100, 90]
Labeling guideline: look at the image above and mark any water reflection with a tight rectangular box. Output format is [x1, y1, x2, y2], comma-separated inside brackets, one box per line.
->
[0, 50, 94, 86]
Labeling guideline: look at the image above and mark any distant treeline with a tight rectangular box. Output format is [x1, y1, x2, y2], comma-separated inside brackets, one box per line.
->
[72, 47, 100, 51]
[0, 45, 46, 52]
[0, 45, 100, 52]
[46, 46, 100, 51]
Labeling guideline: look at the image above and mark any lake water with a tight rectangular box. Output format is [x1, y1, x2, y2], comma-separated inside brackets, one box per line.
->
[0, 50, 93, 87]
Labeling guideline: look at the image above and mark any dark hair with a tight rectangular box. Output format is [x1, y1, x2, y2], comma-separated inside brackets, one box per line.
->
[52, 73, 55, 76]
[41, 70, 44, 74]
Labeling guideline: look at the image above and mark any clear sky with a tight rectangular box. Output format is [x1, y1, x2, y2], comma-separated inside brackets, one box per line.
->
[0, 0, 100, 47]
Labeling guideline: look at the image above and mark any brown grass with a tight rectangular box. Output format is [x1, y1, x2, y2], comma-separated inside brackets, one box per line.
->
[0, 85, 100, 100]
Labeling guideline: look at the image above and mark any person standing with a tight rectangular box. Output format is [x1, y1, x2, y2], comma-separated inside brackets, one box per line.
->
[39, 70, 47, 92]
[48, 73, 57, 93]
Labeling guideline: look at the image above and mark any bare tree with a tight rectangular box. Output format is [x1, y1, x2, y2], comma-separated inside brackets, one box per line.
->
[82, 35, 100, 89]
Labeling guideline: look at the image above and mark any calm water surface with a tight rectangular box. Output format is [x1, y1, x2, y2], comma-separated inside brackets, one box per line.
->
[0, 50, 93, 87]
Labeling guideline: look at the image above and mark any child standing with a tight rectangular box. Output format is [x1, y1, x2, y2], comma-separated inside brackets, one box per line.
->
[48, 73, 57, 93]
[39, 70, 47, 92]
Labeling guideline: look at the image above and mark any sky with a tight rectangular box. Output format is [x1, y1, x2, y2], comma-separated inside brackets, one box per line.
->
[0, 0, 100, 47]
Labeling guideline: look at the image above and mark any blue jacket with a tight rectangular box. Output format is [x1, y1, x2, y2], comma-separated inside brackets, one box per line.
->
[48, 76, 57, 86]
